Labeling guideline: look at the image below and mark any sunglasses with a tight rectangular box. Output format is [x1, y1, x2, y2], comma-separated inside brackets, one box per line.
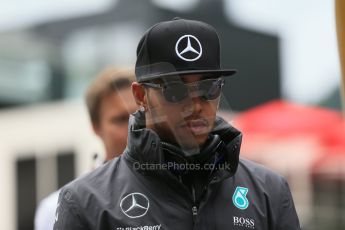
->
[141, 78, 224, 103]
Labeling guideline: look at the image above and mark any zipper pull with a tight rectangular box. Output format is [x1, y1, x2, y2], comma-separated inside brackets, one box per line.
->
[192, 206, 198, 219]
[191, 186, 198, 224]
[192, 206, 198, 215]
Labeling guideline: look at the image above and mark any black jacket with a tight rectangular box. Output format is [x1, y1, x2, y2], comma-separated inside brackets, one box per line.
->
[54, 111, 300, 230]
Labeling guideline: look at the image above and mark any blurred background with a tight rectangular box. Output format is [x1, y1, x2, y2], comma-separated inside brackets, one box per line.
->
[0, 0, 344, 229]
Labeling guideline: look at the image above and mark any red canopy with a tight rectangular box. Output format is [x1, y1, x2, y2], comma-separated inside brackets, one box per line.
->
[234, 100, 343, 138]
[233, 100, 345, 176]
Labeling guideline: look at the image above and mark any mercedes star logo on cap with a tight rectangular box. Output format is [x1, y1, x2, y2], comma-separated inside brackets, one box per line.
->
[175, 35, 202, 62]
[120, 192, 150, 218]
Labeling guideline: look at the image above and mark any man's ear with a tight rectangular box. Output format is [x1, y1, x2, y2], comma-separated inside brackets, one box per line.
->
[131, 82, 147, 107]
[92, 122, 101, 137]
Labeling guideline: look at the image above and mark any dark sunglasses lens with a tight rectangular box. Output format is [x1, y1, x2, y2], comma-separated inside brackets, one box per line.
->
[199, 79, 222, 100]
[163, 83, 189, 103]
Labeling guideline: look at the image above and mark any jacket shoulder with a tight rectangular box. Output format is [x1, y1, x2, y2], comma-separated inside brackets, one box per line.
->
[236, 158, 288, 189]
[235, 159, 301, 229]
[55, 157, 125, 228]
[60, 156, 123, 202]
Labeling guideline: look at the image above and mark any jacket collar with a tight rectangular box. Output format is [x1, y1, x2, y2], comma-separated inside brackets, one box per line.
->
[124, 110, 242, 179]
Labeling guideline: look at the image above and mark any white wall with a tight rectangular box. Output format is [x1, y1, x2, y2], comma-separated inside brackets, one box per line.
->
[0, 100, 104, 230]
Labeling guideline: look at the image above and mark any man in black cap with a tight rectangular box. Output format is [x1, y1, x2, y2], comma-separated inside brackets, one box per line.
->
[54, 18, 301, 230]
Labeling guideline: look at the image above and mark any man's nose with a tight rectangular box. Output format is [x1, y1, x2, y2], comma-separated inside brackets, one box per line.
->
[191, 96, 203, 113]
[181, 93, 203, 115]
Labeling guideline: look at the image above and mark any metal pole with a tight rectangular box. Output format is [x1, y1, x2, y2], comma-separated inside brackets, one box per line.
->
[336, 0, 345, 115]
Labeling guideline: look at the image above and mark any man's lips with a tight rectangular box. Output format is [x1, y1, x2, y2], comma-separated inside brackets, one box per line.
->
[180, 119, 209, 134]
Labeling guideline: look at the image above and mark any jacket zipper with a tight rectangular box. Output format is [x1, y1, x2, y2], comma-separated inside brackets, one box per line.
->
[191, 185, 198, 225]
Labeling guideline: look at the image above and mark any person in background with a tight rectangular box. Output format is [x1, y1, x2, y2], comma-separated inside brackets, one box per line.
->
[34, 67, 137, 230]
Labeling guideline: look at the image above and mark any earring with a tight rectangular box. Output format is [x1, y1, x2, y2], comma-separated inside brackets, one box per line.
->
[139, 106, 146, 112]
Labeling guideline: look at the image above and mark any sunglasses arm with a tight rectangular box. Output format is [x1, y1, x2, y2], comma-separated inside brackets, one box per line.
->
[141, 82, 163, 89]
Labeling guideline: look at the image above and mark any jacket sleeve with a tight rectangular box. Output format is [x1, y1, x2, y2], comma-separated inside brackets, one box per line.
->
[53, 188, 89, 230]
[276, 179, 301, 230]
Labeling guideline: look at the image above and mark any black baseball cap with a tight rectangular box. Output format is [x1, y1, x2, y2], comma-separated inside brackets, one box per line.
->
[135, 18, 237, 82]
